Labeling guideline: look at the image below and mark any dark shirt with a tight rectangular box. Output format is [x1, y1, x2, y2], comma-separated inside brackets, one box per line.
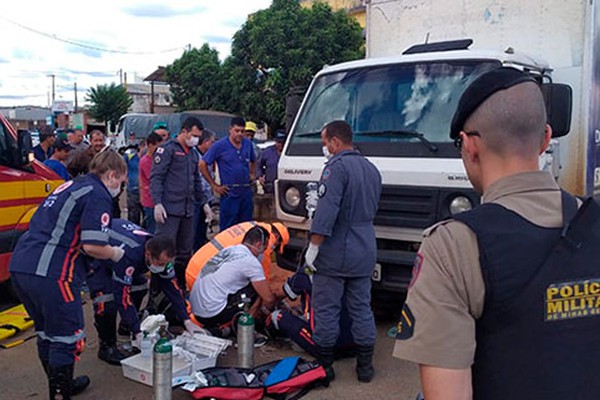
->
[257, 145, 280, 193]
[32, 144, 53, 162]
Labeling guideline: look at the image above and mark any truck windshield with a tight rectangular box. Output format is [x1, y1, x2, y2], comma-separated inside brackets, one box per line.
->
[289, 60, 500, 157]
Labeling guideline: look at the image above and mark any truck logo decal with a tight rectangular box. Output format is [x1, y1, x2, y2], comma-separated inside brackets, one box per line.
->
[446, 174, 468, 182]
[284, 169, 312, 175]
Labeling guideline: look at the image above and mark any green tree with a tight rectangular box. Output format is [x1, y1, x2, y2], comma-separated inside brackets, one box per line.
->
[86, 83, 133, 131]
[229, 0, 364, 127]
[165, 44, 222, 111]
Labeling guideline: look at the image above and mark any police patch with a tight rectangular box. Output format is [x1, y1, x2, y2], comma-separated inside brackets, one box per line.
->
[322, 168, 331, 180]
[125, 266, 135, 276]
[318, 183, 327, 197]
[396, 303, 415, 340]
[154, 156, 161, 164]
[156, 147, 164, 154]
[545, 278, 600, 322]
[100, 213, 110, 227]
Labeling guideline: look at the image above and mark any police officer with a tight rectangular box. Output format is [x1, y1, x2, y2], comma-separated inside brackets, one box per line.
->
[150, 116, 206, 290]
[88, 219, 202, 365]
[9, 150, 127, 399]
[304, 120, 382, 383]
[391, 67, 596, 399]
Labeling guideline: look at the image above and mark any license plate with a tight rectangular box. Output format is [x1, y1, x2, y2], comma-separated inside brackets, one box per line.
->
[372, 263, 382, 282]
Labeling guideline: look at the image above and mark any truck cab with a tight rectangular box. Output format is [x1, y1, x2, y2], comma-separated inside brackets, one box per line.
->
[0, 113, 63, 287]
[275, 40, 571, 296]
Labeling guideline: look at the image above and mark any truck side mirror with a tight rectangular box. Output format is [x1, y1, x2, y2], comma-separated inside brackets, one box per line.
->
[16, 129, 33, 167]
[541, 83, 572, 138]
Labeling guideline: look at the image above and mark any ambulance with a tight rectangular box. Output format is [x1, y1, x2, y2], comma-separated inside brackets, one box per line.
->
[0, 113, 63, 293]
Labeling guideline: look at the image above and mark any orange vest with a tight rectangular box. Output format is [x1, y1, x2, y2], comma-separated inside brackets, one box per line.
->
[185, 221, 276, 291]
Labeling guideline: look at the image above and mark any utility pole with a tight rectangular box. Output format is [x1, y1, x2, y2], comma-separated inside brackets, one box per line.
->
[48, 74, 55, 104]
[117, 68, 123, 84]
[74, 82, 78, 112]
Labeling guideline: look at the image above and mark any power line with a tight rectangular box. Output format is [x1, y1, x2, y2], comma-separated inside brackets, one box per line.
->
[0, 14, 186, 55]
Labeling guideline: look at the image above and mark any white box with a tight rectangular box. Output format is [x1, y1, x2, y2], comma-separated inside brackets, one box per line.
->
[121, 353, 191, 387]
[121, 335, 231, 387]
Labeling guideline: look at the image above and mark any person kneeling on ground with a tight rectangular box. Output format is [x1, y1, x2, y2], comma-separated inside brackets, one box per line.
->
[189, 226, 276, 338]
[266, 270, 356, 359]
[87, 220, 204, 365]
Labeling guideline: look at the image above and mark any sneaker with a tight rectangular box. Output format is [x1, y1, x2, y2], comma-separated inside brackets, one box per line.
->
[98, 344, 129, 366]
[254, 333, 268, 348]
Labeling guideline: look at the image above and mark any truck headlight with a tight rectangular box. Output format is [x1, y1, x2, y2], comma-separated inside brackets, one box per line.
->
[449, 196, 472, 215]
[285, 187, 301, 208]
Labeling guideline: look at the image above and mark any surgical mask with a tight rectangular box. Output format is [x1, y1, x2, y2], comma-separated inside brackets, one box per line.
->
[186, 136, 199, 147]
[148, 264, 164, 274]
[107, 179, 121, 198]
[322, 145, 332, 160]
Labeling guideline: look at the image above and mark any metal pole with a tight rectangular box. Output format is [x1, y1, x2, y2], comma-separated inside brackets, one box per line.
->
[74, 82, 78, 112]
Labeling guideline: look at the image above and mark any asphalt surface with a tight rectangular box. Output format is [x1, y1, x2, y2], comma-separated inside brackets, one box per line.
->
[0, 265, 421, 399]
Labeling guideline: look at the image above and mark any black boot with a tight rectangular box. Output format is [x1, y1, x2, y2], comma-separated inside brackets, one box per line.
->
[98, 343, 128, 366]
[356, 345, 375, 383]
[316, 346, 336, 384]
[48, 364, 73, 400]
[41, 361, 89, 397]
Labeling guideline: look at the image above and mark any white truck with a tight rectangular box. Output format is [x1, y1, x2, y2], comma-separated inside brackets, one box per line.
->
[274, 0, 598, 299]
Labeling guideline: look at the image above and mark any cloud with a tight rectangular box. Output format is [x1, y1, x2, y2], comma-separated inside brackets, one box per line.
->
[0, 94, 33, 100]
[204, 35, 231, 44]
[12, 48, 35, 60]
[64, 43, 104, 59]
[122, 3, 206, 18]
[59, 68, 115, 78]
[0, 57, 9, 64]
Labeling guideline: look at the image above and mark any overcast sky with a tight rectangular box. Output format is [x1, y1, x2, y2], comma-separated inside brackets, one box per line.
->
[0, 0, 272, 107]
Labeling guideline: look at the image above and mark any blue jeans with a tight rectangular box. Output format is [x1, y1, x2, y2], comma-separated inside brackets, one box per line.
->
[143, 207, 155, 233]
[193, 202, 209, 252]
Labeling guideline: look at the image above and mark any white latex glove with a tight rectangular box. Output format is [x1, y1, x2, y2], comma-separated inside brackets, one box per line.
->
[110, 245, 125, 263]
[132, 332, 143, 349]
[184, 319, 208, 335]
[304, 242, 319, 273]
[154, 204, 167, 224]
[203, 203, 214, 223]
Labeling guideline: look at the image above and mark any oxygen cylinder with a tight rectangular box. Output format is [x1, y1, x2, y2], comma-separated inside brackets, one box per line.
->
[237, 299, 254, 368]
[153, 324, 172, 400]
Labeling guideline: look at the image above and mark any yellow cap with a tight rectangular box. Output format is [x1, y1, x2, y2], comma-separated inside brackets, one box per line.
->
[245, 121, 257, 132]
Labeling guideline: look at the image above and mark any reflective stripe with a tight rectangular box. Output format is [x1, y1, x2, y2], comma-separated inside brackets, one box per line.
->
[112, 271, 131, 285]
[270, 310, 281, 330]
[93, 283, 148, 304]
[158, 269, 175, 279]
[105, 228, 140, 248]
[283, 281, 298, 301]
[81, 230, 109, 242]
[210, 238, 224, 251]
[38, 329, 86, 344]
[36, 186, 93, 277]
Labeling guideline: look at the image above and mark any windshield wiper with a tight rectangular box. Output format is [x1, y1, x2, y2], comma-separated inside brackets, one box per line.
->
[360, 129, 438, 153]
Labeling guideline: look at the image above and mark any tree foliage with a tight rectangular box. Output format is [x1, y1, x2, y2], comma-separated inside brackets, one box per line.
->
[165, 44, 222, 111]
[86, 83, 133, 130]
[164, 0, 364, 128]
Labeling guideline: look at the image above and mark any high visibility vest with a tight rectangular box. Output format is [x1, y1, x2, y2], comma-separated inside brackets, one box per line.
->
[185, 221, 276, 290]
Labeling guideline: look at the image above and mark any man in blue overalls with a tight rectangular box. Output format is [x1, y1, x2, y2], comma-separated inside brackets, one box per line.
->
[305, 120, 382, 383]
[199, 117, 257, 231]
[88, 219, 202, 365]
[150, 116, 206, 291]
[9, 150, 128, 399]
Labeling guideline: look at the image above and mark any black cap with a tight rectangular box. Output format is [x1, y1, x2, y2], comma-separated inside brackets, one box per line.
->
[450, 67, 537, 139]
[274, 130, 286, 142]
[54, 139, 73, 151]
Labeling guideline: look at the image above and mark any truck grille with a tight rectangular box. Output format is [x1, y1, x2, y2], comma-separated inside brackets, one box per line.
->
[375, 185, 439, 229]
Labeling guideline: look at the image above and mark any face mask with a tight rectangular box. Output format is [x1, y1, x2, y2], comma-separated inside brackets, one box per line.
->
[322, 145, 332, 160]
[186, 136, 199, 147]
[148, 264, 164, 274]
[107, 178, 121, 198]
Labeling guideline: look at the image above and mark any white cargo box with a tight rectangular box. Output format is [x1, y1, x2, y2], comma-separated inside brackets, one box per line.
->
[121, 334, 232, 387]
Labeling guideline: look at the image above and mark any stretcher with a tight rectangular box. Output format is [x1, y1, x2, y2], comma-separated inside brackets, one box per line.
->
[0, 304, 34, 341]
